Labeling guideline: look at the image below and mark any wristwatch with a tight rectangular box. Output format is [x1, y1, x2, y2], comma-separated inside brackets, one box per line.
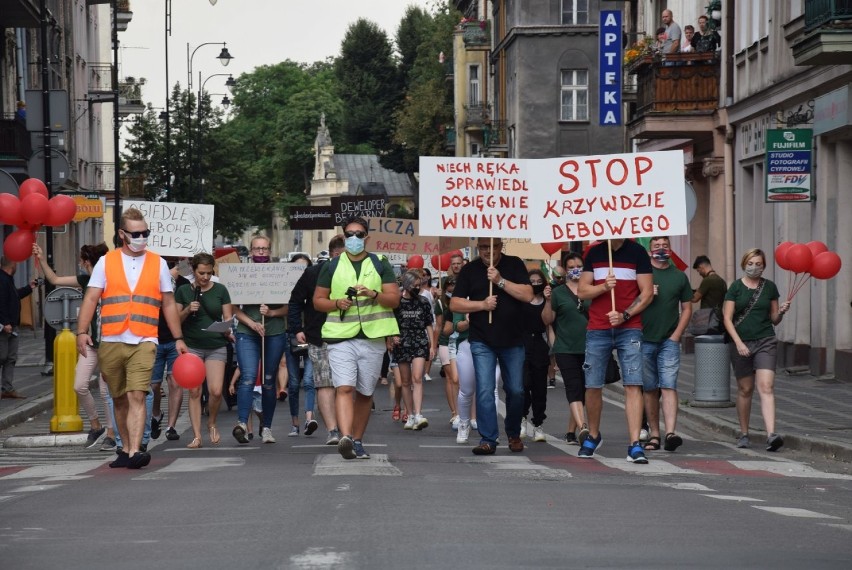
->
[622, 311, 631, 322]
[496, 279, 506, 289]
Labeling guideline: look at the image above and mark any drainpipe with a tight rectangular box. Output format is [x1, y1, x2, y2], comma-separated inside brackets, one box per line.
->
[15, 29, 26, 100]
[724, 125, 735, 282]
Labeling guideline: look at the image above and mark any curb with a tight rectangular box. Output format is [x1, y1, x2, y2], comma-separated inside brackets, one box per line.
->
[0, 393, 54, 433]
[4, 432, 88, 448]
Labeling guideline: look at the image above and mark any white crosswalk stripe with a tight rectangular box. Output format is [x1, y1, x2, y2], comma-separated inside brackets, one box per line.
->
[313, 454, 402, 476]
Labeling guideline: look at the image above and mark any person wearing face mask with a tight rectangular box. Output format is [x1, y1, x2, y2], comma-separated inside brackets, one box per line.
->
[76, 208, 188, 469]
[391, 270, 436, 431]
[542, 252, 591, 446]
[640, 236, 693, 453]
[517, 270, 551, 443]
[33, 242, 114, 449]
[314, 217, 401, 459]
[232, 235, 289, 445]
[722, 248, 790, 452]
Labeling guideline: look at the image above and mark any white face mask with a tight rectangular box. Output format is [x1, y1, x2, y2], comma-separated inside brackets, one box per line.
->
[125, 235, 148, 253]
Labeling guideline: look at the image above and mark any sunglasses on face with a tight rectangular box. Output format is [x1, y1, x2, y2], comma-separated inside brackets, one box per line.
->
[122, 229, 151, 238]
[344, 230, 367, 239]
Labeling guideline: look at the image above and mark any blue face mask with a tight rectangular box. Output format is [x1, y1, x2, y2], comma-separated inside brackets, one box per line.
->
[345, 235, 365, 255]
[567, 268, 582, 281]
[651, 249, 671, 262]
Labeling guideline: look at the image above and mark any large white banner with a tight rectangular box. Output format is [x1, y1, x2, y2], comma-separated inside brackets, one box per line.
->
[217, 263, 306, 305]
[123, 200, 215, 256]
[527, 151, 687, 242]
[419, 156, 529, 238]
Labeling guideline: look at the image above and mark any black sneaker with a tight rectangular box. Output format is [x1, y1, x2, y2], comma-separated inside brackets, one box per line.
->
[304, 419, 318, 436]
[84, 427, 106, 449]
[109, 451, 130, 468]
[99, 437, 117, 452]
[139, 443, 148, 453]
[547, 378, 556, 389]
[766, 433, 784, 452]
[150, 413, 163, 440]
[127, 451, 151, 469]
[165, 427, 180, 441]
[564, 432, 579, 446]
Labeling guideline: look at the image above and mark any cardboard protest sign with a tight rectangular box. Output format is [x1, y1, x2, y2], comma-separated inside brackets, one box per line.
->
[528, 151, 687, 242]
[419, 157, 529, 238]
[331, 195, 386, 225]
[502, 239, 559, 261]
[123, 200, 214, 256]
[364, 217, 440, 255]
[217, 263, 307, 305]
[288, 206, 335, 230]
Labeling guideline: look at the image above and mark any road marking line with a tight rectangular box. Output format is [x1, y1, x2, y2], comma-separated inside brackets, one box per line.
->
[9, 484, 64, 493]
[659, 482, 716, 491]
[753, 506, 841, 519]
[701, 494, 764, 502]
[313, 454, 402, 476]
[134, 457, 244, 479]
[821, 523, 852, 532]
[163, 446, 258, 452]
[0, 461, 105, 480]
[595, 457, 703, 475]
[730, 461, 852, 480]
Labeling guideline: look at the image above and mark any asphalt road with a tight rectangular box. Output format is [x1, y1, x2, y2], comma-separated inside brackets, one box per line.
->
[1, 374, 851, 569]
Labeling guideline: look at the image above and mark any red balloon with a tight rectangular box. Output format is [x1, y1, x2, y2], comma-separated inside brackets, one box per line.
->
[20, 193, 49, 226]
[541, 242, 563, 256]
[3, 229, 35, 262]
[172, 353, 206, 389]
[775, 241, 795, 270]
[44, 195, 77, 226]
[805, 240, 829, 259]
[440, 252, 453, 270]
[407, 255, 424, 269]
[785, 243, 813, 274]
[452, 249, 464, 258]
[18, 178, 48, 200]
[0, 194, 23, 226]
[430, 255, 445, 270]
[809, 251, 842, 280]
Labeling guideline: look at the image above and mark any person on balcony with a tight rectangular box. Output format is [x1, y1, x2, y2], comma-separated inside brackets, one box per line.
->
[694, 15, 721, 53]
[681, 25, 695, 53]
[661, 9, 681, 54]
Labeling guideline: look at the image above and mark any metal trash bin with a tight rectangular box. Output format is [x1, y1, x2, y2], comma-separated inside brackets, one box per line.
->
[692, 335, 734, 408]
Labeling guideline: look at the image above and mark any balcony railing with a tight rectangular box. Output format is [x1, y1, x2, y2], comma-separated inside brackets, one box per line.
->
[464, 102, 491, 127]
[484, 120, 507, 149]
[805, 0, 852, 31]
[88, 63, 114, 95]
[444, 126, 456, 149]
[461, 21, 491, 49]
[628, 52, 720, 118]
[0, 117, 32, 161]
[84, 162, 115, 193]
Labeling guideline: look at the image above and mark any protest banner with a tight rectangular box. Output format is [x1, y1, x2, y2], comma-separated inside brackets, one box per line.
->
[419, 157, 529, 238]
[331, 195, 386, 225]
[365, 217, 440, 255]
[502, 239, 559, 261]
[217, 263, 307, 305]
[123, 200, 214, 256]
[527, 151, 687, 242]
[288, 206, 335, 230]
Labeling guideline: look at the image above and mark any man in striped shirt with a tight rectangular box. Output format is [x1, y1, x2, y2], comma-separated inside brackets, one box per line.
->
[577, 239, 653, 463]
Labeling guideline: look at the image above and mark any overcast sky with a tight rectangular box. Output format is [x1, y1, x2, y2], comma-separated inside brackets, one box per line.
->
[118, 0, 432, 115]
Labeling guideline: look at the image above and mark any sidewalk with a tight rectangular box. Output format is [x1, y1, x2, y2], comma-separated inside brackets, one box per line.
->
[2, 328, 852, 462]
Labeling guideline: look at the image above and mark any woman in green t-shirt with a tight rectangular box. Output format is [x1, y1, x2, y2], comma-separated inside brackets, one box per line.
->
[175, 252, 233, 449]
[722, 248, 790, 452]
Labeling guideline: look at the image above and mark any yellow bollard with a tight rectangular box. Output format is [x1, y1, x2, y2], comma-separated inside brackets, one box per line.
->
[50, 327, 82, 432]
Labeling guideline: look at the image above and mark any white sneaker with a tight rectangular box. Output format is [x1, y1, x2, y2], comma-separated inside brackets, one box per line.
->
[533, 425, 546, 442]
[456, 420, 470, 443]
[424, 373, 432, 382]
[413, 414, 429, 430]
[520, 418, 529, 439]
[639, 428, 650, 442]
[404, 415, 416, 430]
[470, 419, 478, 430]
[450, 415, 460, 431]
[261, 427, 276, 443]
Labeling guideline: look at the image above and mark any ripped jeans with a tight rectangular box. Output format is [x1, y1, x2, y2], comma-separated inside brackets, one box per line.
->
[583, 328, 643, 389]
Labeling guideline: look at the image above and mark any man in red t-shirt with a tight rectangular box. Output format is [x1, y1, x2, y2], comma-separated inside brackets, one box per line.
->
[577, 239, 653, 463]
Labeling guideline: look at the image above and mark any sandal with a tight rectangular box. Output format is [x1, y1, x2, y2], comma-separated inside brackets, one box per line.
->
[208, 425, 220, 445]
[187, 437, 202, 449]
[644, 436, 661, 450]
[664, 433, 683, 452]
[392, 405, 400, 421]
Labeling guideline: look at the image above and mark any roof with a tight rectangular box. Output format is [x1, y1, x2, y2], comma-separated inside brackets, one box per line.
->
[331, 154, 413, 198]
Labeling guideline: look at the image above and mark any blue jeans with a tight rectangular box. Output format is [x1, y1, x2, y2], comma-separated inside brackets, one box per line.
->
[235, 332, 287, 429]
[151, 341, 179, 383]
[584, 328, 643, 388]
[642, 338, 681, 391]
[286, 334, 315, 419]
[469, 341, 525, 446]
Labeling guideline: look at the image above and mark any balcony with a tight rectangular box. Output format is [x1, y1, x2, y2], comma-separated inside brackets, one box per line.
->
[116, 0, 133, 32]
[118, 78, 146, 117]
[461, 21, 491, 50]
[83, 162, 115, 193]
[444, 126, 456, 150]
[0, 117, 32, 162]
[483, 120, 507, 152]
[793, 0, 852, 65]
[626, 52, 720, 139]
[463, 102, 491, 128]
[88, 63, 114, 99]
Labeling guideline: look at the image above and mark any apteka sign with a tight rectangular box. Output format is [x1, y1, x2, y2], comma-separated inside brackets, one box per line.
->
[599, 10, 622, 126]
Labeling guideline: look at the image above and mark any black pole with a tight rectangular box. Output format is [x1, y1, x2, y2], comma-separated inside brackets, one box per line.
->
[164, 0, 171, 201]
[39, 0, 55, 370]
[112, 0, 120, 239]
[198, 73, 203, 202]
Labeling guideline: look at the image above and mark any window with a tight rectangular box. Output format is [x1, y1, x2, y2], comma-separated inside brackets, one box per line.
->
[470, 142, 481, 157]
[561, 0, 588, 25]
[560, 69, 588, 121]
[468, 65, 480, 106]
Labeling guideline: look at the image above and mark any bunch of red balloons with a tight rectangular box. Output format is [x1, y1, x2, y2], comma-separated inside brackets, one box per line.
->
[0, 179, 77, 262]
[407, 250, 464, 272]
[775, 240, 842, 301]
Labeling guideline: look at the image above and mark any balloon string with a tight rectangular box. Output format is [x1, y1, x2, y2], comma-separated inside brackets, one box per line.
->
[791, 274, 811, 300]
[787, 273, 811, 301]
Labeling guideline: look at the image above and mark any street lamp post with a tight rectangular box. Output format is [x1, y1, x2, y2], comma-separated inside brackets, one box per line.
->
[164, 0, 171, 200]
[196, 73, 235, 202]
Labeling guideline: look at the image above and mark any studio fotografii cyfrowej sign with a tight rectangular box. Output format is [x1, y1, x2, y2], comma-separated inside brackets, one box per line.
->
[765, 129, 813, 203]
[330, 195, 386, 225]
[217, 263, 307, 305]
[419, 151, 687, 243]
[123, 200, 214, 257]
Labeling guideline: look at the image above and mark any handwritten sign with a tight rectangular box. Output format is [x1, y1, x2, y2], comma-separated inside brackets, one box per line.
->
[419, 157, 529, 238]
[288, 205, 335, 230]
[217, 263, 307, 305]
[330, 195, 386, 225]
[363, 217, 440, 255]
[502, 239, 558, 261]
[123, 200, 214, 256]
[528, 151, 687, 242]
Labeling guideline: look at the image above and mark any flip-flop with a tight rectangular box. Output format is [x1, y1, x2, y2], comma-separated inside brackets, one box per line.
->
[664, 433, 683, 452]
[644, 436, 661, 451]
[208, 425, 220, 445]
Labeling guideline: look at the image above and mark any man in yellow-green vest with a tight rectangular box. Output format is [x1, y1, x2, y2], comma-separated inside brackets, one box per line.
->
[314, 216, 400, 460]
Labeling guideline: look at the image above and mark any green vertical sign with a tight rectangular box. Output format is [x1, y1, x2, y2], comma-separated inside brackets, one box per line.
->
[765, 129, 813, 203]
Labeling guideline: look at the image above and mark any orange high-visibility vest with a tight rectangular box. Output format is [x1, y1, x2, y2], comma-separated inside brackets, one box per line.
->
[100, 250, 163, 338]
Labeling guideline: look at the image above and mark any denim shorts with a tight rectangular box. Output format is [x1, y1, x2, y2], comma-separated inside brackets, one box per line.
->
[188, 345, 228, 363]
[151, 340, 179, 384]
[583, 328, 643, 389]
[641, 338, 681, 391]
